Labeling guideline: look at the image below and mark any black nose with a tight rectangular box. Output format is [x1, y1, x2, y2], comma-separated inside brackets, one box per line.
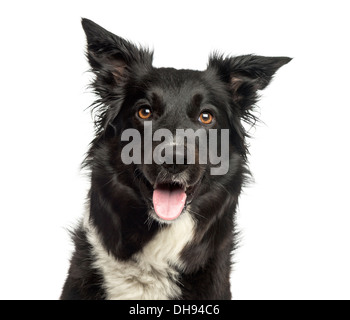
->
[155, 145, 188, 174]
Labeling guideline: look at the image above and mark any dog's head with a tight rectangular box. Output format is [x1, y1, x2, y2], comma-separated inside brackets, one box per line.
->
[82, 19, 291, 224]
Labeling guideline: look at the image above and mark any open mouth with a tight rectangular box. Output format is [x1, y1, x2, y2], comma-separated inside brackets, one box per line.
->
[151, 179, 202, 222]
[152, 182, 187, 221]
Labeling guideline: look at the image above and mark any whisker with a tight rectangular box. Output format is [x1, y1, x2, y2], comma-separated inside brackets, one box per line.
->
[144, 215, 154, 230]
[186, 208, 207, 221]
[100, 176, 115, 189]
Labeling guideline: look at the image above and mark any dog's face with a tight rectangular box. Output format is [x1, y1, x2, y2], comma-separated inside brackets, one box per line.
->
[116, 67, 232, 222]
[82, 19, 291, 224]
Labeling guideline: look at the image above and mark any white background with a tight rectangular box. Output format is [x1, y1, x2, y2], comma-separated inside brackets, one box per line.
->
[0, 0, 349, 300]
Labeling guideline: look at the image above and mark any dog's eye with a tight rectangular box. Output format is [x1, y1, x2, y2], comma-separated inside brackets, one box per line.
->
[138, 107, 152, 120]
[198, 111, 214, 125]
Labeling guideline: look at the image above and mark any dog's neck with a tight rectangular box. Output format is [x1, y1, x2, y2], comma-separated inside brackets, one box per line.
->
[84, 208, 195, 299]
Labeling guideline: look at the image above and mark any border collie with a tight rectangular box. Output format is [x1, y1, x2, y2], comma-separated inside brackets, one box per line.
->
[60, 18, 291, 300]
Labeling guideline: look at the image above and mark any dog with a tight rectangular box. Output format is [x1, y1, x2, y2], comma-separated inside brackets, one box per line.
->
[60, 18, 291, 300]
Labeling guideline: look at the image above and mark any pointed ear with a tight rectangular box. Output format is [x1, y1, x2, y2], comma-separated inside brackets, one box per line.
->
[81, 18, 153, 86]
[208, 54, 291, 111]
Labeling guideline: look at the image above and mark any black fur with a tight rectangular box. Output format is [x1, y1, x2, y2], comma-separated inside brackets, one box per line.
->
[60, 18, 291, 300]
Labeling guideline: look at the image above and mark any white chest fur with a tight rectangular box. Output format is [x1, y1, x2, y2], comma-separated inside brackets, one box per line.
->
[84, 211, 195, 300]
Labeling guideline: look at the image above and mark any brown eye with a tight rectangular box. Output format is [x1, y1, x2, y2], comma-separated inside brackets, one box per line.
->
[198, 111, 213, 124]
[138, 107, 152, 120]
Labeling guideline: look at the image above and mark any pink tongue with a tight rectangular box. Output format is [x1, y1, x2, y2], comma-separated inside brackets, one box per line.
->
[153, 187, 187, 221]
